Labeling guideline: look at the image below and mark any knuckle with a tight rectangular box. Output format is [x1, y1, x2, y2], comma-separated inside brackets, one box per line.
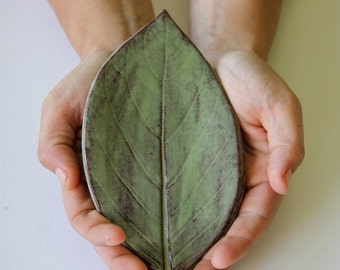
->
[42, 88, 59, 110]
[290, 143, 305, 170]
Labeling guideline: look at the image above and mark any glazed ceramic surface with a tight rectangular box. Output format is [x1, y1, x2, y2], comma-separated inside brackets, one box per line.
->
[82, 11, 244, 270]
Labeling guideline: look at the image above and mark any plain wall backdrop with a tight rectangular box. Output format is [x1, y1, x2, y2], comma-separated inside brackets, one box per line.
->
[1, 0, 339, 269]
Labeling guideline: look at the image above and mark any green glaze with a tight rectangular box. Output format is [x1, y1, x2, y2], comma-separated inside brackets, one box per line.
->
[82, 11, 244, 270]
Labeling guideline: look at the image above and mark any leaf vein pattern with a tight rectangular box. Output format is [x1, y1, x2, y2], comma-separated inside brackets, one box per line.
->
[95, 133, 156, 219]
[173, 210, 226, 259]
[166, 69, 206, 142]
[97, 181, 159, 251]
[111, 66, 159, 137]
[142, 30, 163, 80]
[102, 77, 160, 188]
[161, 19, 172, 269]
[171, 137, 227, 214]
[172, 162, 230, 243]
[168, 98, 219, 185]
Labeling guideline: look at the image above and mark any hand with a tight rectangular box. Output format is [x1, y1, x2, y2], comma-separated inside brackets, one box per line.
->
[38, 50, 148, 270]
[38, 48, 304, 269]
[194, 51, 304, 269]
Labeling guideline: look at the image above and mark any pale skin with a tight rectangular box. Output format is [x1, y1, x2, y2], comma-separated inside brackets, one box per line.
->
[38, 0, 304, 269]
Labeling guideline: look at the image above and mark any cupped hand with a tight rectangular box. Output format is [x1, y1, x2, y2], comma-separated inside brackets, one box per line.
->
[194, 51, 304, 270]
[38, 48, 304, 270]
[38, 50, 148, 270]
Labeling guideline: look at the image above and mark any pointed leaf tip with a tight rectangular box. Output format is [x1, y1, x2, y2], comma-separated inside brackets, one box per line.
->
[82, 11, 244, 270]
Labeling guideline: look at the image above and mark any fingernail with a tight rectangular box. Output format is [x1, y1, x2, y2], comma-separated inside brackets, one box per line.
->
[106, 239, 117, 246]
[106, 238, 123, 246]
[56, 168, 67, 186]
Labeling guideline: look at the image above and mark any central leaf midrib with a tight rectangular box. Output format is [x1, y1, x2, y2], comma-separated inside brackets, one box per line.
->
[160, 17, 172, 270]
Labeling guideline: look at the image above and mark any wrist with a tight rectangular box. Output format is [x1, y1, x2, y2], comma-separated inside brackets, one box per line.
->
[76, 18, 150, 60]
[189, 0, 282, 67]
[49, 0, 154, 60]
[81, 49, 115, 63]
[191, 35, 270, 68]
[78, 39, 127, 61]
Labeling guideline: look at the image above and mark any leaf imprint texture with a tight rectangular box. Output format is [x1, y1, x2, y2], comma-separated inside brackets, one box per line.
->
[82, 10, 245, 270]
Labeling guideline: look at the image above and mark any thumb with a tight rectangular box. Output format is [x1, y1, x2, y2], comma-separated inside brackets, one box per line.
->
[38, 91, 81, 190]
[266, 94, 304, 194]
[267, 145, 295, 194]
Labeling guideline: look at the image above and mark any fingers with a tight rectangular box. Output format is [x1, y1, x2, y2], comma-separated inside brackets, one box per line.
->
[265, 90, 305, 194]
[94, 245, 148, 270]
[59, 177, 147, 269]
[37, 68, 127, 256]
[217, 51, 305, 194]
[57, 173, 126, 246]
[40, 102, 126, 247]
[38, 87, 82, 189]
[40, 111, 126, 247]
[199, 182, 281, 269]
[203, 51, 303, 269]
[194, 259, 228, 270]
[37, 52, 149, 269]
[38, 50, 109, 186]
[39, 101, 134, 263]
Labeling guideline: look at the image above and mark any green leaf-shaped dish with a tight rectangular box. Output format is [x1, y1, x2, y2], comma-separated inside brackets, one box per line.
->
[82, 11, 244, 270]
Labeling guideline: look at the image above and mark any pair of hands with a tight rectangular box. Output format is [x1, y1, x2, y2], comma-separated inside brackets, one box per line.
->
[38, 49, 304, 269]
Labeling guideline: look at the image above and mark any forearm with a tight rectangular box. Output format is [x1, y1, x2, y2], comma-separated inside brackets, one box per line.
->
[189, 0, 282, 64]
[49, 0, 154, 59]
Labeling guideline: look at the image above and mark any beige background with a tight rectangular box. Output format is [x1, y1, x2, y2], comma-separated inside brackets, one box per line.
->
[1, 0, 339, 269]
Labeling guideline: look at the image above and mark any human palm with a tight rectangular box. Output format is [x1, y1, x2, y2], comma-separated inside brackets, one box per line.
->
[193, 51, 304, 269]
[38, 50, 149, 270]
[39, 50, 304, 270]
